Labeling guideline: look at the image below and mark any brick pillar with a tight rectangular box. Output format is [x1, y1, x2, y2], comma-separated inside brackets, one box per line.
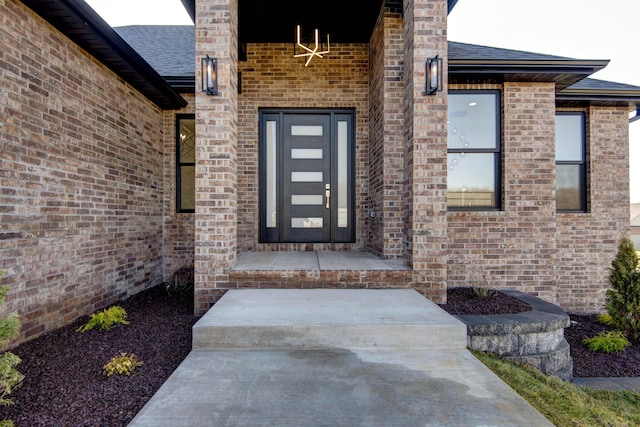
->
[403, 0, 448, 302]
[194, 0, 238, 314]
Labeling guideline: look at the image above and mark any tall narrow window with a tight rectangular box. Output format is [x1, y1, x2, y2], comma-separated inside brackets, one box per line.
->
[176, 115, 195, 212]
[556, 112, 586, 211]
[447, 91, 501, 209]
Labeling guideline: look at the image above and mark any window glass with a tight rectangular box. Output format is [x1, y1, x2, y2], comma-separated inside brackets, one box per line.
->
[176, 116, 195, 212]
[556, 115, 584, 161]
[556, 164, 582, 210]
[447, 91, 500, 209]
[447, 153, 495, 207]
[448, 93, 498, 150]
[555, 113, 586, 211]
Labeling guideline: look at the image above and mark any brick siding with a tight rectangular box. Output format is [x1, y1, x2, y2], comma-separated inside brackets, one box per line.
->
[0, 0, 166, 344]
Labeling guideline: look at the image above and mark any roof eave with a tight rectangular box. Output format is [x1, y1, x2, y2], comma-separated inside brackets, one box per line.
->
[449, 59, 609, 90]
[20, 0, 187, 110]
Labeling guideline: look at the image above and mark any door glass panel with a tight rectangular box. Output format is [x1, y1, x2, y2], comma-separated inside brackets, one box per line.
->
[291, 195, 323, 205]
[291, 217, 323, 228]
[291, 125, 323, 136]
[337, 121, 348, 227]
[291, 149, 323, 159]
[291, 171, 323, 182]
[266, 121, 277, 227]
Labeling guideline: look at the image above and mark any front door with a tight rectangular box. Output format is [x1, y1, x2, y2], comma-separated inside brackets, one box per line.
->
[259, 110, 354, 243]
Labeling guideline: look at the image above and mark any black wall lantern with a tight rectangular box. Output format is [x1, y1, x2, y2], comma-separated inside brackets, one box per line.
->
[426, 55, 443, 95]
[201, 55, 218, 95]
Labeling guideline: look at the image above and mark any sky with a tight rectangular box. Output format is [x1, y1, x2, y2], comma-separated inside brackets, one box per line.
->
[85, 0, 640, 203]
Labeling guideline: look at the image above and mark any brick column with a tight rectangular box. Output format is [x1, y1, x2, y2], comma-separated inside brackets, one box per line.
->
[403, 0, 448, 302]
[194, 0, 238, 313]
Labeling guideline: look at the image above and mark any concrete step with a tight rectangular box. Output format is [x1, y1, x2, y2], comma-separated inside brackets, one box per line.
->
[193, 289, 467, 351]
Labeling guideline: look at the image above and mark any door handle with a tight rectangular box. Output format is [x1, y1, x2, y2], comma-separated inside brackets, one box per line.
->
[325, 184, 330, 209]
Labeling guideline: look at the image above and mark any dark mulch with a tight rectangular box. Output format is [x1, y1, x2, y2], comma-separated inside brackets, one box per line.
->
[438, 287, 532, 315]
[565, 314, 640, 377]
[0, 285, 199, 427]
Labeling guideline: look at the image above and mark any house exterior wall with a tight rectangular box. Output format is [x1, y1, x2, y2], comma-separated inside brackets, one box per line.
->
[368, 2, 405, 259]
[194, 0, 239, 313]
[447, 82, 557, 302]
[403, 0, 449, 302]
[163, 95, 195, 279]
[556, 106, 629, 312]
[0, 0, 166, 343]
[236, 43, 369, 251]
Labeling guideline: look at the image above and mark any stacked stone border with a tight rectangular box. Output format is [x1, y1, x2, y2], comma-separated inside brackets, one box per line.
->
[455, 290, 573, 380]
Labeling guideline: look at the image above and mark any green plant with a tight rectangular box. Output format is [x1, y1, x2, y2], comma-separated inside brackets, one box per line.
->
[102, 353, 143, 377]
[605, 237, 640, 341]
[583, 331, 630, 353]
[165, 267, 194, 296]
[76, 305, 129, 333]
[597, 312, 615, 326]
[470, 274, 496, 299]
[0, 271, 23, 427]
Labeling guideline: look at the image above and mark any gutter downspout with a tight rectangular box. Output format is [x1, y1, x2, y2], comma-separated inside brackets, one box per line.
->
[631, 107, 640, 123]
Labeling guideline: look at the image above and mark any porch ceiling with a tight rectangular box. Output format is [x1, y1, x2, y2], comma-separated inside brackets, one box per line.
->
[181, 0, 459, 44]
[239, 0, 384, 44]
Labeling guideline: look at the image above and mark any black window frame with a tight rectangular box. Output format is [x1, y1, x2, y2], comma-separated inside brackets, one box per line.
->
[555, 111, 587, 213]
[176, 114, 195, 213]
[447, 90, 502, 211]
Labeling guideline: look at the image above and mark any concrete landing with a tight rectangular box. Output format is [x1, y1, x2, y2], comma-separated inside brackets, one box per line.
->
[193, 289, 466, 351]
[129, 289, 554, 427]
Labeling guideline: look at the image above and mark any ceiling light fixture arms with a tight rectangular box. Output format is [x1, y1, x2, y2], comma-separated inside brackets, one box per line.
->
[294, 25, 330, 67]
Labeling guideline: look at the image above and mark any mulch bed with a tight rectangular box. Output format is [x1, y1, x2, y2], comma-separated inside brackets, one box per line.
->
[438, 287, 531, 315]
[0, 285, 199, 427]
[2, 285, 640, 425]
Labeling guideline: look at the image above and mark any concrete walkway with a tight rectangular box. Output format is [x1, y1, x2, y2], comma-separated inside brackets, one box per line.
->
[129, 289, 554, 426]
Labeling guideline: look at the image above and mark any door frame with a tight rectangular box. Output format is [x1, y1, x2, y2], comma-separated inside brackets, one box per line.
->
[258, 108, 356, 244]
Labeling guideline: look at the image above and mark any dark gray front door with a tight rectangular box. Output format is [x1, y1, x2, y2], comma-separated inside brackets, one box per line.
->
[259, 110, 354, 243]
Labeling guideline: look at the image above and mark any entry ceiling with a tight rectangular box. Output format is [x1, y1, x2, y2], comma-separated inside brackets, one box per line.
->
[238, 0, 384, 43]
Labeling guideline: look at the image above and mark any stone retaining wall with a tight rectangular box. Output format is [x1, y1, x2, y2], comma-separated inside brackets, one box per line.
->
[455, 291, 573, 380]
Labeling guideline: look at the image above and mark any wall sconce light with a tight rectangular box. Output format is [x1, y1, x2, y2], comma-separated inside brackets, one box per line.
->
[201, 55, 218, 96]
[426, 55, 443, 95]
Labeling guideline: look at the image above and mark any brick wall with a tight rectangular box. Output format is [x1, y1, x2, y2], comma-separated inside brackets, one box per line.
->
[368, 3, 405, 259]
[162, 95, 195, 279]
[0, 0, 166, 343]
[447, 82, 557, 301]
[236, 43, 369, 251]
[403, 0, 449, 302]
[194, 0, 239, 313]
[556, 106, 629, 312]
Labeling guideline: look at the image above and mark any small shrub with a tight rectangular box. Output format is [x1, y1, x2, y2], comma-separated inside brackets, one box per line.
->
[605, 237, 640, 341]
[165, 266, 194, 296]
[103, 353, 143, 377]
[0, 271, 23, 427]
[470, 274, 496, 299]
[597, 312, 615, 326]
[583, 331, 630, 353]
[76, 305, 129, 333]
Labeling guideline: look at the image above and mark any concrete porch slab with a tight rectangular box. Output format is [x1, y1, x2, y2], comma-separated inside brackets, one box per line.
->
[193, 289, 466, 351]
[231, 251, 410, 271]
[129, 289, 554, 426]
